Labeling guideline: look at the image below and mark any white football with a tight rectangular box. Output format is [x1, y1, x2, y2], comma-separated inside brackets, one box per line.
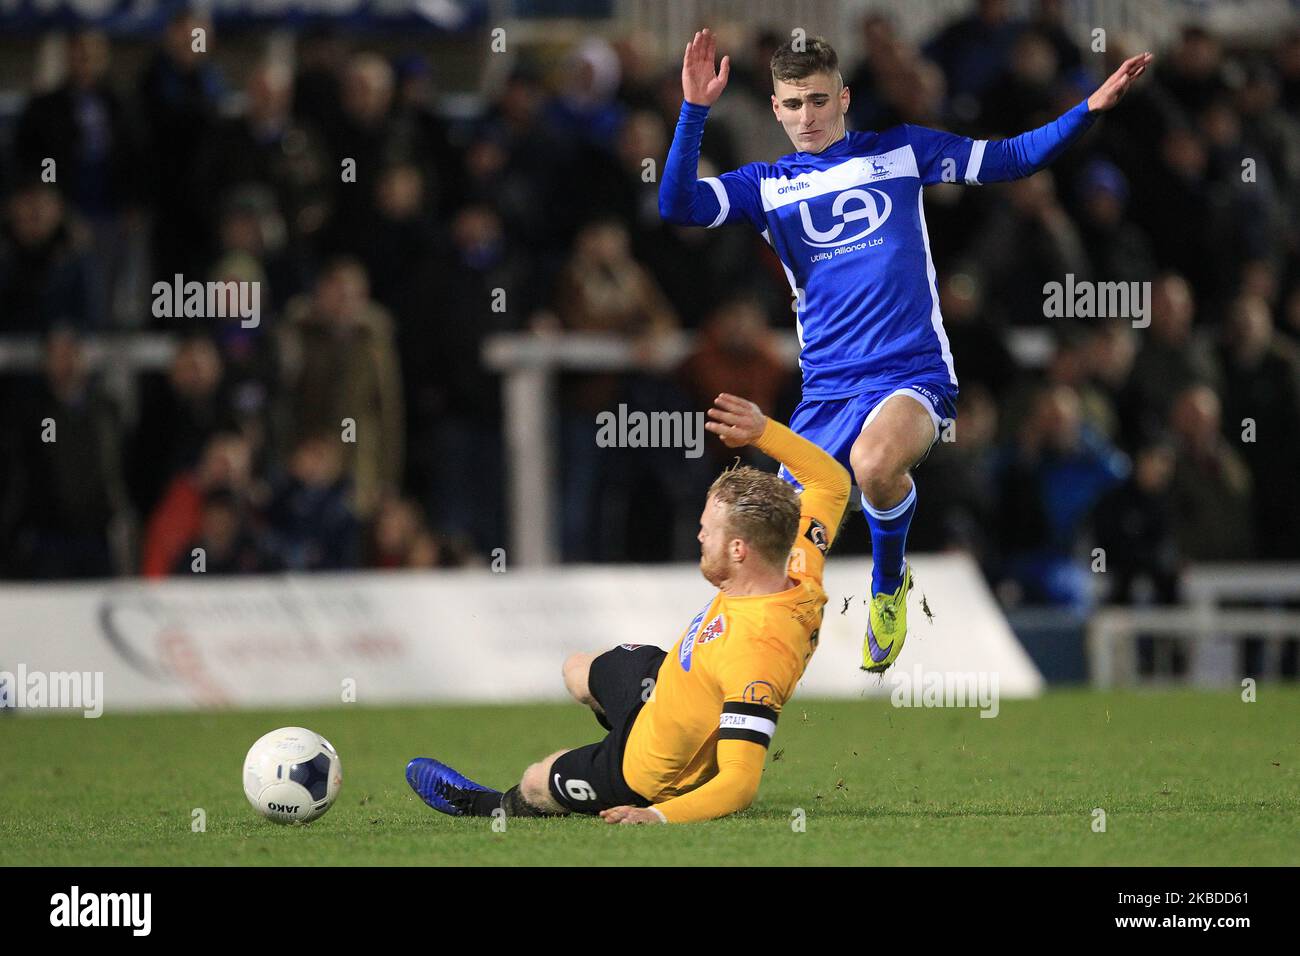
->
[243, 726, 342, 824]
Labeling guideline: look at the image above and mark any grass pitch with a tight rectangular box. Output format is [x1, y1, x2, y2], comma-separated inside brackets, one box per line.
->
[3, 688, 1298, 866]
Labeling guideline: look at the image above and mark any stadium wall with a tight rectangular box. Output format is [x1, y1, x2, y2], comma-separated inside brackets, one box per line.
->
[0, 554, 1042, 713]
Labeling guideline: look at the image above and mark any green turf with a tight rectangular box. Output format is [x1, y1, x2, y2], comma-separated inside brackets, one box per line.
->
[2, 688, 1298, 866]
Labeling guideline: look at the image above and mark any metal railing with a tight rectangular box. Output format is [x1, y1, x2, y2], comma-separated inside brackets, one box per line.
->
[1088, 564, 1300, 686]
[481, 329, 800, 565]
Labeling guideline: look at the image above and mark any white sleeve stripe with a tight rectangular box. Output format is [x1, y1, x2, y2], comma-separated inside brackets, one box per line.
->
[964, 140, 987, 185]
[718, 712, 777, 738]
[700, 176, 729, 228]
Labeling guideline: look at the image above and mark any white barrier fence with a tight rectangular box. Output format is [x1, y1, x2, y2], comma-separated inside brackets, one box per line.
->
[0, 553, 1041, 714]
[1087, 564, 1300, 687]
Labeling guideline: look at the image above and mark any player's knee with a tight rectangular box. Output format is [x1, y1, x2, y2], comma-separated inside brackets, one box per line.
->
[520, 750, 566, 808]
[850, 441, 904, 503]
[519, 762, 548, 805]
[562, 652, 596, 707]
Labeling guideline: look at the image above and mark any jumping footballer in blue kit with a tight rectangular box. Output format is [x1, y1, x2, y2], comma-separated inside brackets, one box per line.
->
[660, 29, 1152, 671]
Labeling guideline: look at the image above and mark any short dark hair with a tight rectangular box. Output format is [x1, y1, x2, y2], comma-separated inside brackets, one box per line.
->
[770, 35, 841, 88]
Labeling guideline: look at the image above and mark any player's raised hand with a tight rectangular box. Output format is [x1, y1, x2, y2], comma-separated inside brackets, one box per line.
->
[1087, 52, 1153, 112]
[706, 393, 767, 448]
[682, 27, 730, 107]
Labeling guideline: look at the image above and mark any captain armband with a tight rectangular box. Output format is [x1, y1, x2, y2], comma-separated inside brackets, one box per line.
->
[718, 701, 779, 748]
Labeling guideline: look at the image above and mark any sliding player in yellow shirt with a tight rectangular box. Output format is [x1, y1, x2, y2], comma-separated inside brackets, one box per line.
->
[406, 392, 851, 823]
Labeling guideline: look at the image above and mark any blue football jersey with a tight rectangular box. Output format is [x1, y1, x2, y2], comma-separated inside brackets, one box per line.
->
[661, 100, 1096, 400]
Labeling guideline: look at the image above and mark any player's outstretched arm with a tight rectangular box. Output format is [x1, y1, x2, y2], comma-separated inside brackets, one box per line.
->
[927, 52, 1153, 185]
[706, 393, 852, 551]
[659, 29, 737, 227]
[601, 739, 764, 824]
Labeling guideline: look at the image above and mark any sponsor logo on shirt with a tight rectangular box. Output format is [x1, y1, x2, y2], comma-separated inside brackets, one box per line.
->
[678, 599, 713, 672]
[697, 614, 726, 646]
[798, 187, 893, 248]
[803, 518, 829, 553]
[742, 681, 777, 706]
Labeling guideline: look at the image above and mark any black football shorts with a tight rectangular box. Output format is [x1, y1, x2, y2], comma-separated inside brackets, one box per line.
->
[547, 644, 666, 814]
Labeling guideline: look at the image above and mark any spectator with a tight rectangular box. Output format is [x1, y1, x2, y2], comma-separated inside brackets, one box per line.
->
[909, 383, 999, 565]
[0, 180, 98, 332]
[1030, 0, 1084, 80]
[543, 38, 627, 152]
[2, 328, 130, 578]
[265, 433, 359, 571]
[1167, 384, 1254, 560]
[979, 28, 1062, 135]
[1275, 28, 1300, 115]
[1216, 295, 1300, 557]
[939, 270, 1017, 400]
[392, 52, 466, 220]
[1157, 26, 1233, 118]
[321, 53, 429, 258]
[366, 494, 474, 568]
[1084, 319, 1143, 447]
[137, 10, 225, 278]
[131, 333, 231, 515]
[15, 30, 142, 321]
[992, 383, 1129, 611]
[356, 161, 439, 314]
[211, 184, 302, 313]
[1128, 273, 1221, 439]
[140, 431, 253, 578]
[677, 296, 789, 467]
[1073, 159, 1156, 284]
[554, 217, 678, 560]
[192, 61, 332, 271]
[368, 494, 423, 568]
[924, 0, 1023, 121]
[406, 204, 529, 556]
[467, 66, 575, 261]
[581, 109, 669, 236]
[174, 486, 278, 575]
[1130, 125, 1220, 296]
[1044, 323, 1119, 440]
[969, 170, 1089, 325]
[207, 251, 281, 461]
[1094, 440, 1180, 604]
[709, 27, 796, 162]
[277, 257, 403, 519]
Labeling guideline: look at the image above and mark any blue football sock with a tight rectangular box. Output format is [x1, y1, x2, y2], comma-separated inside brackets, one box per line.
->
[862, 481, 917, 598]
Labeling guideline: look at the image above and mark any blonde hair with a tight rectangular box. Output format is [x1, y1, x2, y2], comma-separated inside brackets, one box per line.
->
[707, 465, 800, 568]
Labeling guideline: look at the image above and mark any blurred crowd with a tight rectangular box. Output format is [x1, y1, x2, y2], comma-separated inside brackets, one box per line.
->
[0, 0, 1298, 611]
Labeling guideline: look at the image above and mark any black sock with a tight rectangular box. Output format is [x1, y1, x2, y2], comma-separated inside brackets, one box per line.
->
[500, 785, 556, 818]
[466, 788, 506, 817]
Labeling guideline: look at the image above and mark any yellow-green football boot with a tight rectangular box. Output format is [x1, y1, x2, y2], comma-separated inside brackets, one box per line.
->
[862, 564, 912, 673]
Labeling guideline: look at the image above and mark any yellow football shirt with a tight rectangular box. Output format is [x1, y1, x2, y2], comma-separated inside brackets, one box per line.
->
[622, 418, 851, 822]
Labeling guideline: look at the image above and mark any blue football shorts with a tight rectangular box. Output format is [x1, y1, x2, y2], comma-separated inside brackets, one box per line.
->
[777, 380, 959, 493]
